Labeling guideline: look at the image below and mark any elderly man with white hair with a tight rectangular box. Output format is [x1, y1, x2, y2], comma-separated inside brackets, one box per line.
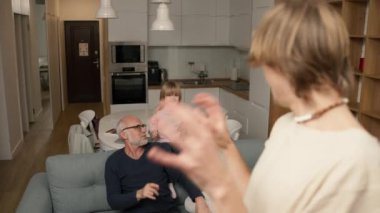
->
[105, 115, 209, 213]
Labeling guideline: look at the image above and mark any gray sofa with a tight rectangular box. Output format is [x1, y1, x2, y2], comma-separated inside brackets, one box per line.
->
[16, 139, 264, 213]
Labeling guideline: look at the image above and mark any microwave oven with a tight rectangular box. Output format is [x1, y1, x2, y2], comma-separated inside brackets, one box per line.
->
[109, 42, 147, 72]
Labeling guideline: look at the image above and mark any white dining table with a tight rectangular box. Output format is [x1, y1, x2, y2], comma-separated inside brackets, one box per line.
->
[98, 109, 154, 151]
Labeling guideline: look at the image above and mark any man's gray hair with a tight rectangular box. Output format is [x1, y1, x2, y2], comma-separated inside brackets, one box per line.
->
[116, 118, 127, 136]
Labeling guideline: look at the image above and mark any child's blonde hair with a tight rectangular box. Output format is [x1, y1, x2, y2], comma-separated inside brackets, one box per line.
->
[160, 81, 182, 101]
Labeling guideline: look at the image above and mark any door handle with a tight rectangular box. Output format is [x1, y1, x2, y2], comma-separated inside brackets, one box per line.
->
[93, 58, 100, 69]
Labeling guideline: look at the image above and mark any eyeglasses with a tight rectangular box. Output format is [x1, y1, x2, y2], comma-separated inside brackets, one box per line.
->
[121, 124, 147, 132]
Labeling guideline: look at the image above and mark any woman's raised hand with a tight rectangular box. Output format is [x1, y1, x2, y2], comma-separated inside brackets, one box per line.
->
[147, 93, 233, 198]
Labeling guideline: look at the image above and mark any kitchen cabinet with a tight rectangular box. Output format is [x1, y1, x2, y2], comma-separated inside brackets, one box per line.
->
[249, 67, 270, 109]
[148, 89, 160, 110]
[220, 88, 269, 140]
[251, 6, 272, 32]
[112, 0, 147, 13]
[181, 0, 216, 16]
[108, 0, 148, 42]
[216, 0, 230, 16]
[183, 88, 219, 104]
[215, 16, 230, 45]
[229, 0, 252, 50]
[148, 87, 269, 140]
[255, 0, 275, 7]
[148, 88, 186, 109]
[231, 0, 252, 15]
[230, 14, 252, 50]
[181, 15, 216, 46]
[148, 0, 231, 46]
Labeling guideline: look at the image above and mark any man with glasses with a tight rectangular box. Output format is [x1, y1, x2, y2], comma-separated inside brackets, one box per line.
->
[105, 115, 209, 213]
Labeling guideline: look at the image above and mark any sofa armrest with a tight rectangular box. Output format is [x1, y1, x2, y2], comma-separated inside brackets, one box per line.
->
[16, 172, 52, 213]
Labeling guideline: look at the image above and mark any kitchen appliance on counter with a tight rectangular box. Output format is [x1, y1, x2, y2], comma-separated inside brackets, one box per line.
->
[148, 61, 161, 85]
[148, 61, 168, 85]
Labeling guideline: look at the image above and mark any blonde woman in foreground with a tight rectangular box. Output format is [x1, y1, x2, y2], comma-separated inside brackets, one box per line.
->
[148, 0, 380, 212]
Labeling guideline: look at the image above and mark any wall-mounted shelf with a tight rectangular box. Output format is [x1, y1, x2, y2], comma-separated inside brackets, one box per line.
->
[350, 35, 365, 38]
[349, 102, 360, 112]
[362, 110, 380, 120]
[364, 73, 380, 80]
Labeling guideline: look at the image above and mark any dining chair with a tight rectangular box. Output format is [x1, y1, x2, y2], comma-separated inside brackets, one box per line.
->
[78, 110, 98, 148]
[226, 119, 242, 141]
[68, 124, 94, 154]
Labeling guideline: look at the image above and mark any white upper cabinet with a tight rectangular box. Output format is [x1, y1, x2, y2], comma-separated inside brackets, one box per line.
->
[181, 0, 216, 16]
[255, 0, 275, 7]
[181, 15, 216, 45]
[216, 0, 230, 16]
[112, 0, 147, 12]
[251, 0, 275, 29]
[229, 0, 252, 50]
[148, 89, 160, 110]
[231, 0, 252, 16]
[215, 16, 230, 45]
[230, 14, 252, 50]
[109, 12, 148, 42]
[149, 0, 231, 46]
[108, 0, 148, 42]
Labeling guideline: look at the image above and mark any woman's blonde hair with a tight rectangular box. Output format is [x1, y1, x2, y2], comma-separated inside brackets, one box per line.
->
[160, 81, 182, 101]
[250, 0, 353, 101]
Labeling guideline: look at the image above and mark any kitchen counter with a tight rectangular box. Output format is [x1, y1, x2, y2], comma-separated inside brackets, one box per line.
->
[148, 78, 249, 100]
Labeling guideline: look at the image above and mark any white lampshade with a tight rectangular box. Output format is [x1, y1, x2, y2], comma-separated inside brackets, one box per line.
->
[151, 3, 174, 31]
[96, 0, 117, 19]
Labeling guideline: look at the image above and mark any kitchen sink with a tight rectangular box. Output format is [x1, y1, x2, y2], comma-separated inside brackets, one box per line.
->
[181, 79, 211, 85]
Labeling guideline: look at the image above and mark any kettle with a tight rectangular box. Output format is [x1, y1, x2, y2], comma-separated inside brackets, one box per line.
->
[161, 68, 168, 82]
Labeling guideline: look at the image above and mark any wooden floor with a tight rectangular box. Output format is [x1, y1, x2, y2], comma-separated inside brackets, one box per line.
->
[0, 100, 103, 212]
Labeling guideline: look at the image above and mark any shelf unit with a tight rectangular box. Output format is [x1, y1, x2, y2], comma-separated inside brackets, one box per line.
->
[358, 0, 380, 139]
[269, 0, 380, 139]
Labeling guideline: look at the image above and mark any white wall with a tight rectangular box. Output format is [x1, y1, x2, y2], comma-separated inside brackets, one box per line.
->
[148, 46, 242, 80]
[0, 0, 24, 159]
[36, 4, 47, 58]
[0, 43, 12, 159]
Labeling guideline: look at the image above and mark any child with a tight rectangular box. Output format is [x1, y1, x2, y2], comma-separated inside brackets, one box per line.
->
[149, 81, 182, 199]
[149, 81, 182, 143]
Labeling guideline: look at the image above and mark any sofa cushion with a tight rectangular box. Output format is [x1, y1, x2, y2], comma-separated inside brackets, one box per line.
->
[46, 151, 115, 213]
[16, 173, 52, 213]
[235, 139, 265, 169]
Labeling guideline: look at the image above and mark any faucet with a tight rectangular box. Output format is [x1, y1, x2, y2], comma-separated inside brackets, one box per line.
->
[198, 70, 208, 84]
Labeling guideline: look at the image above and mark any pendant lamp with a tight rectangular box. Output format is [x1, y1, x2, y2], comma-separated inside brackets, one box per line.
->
[151, 0, 174, 31]
[96, 0, 117, 19]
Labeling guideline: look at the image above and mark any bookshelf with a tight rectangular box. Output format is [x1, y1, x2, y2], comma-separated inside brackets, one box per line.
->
[358, 0, 380, 139]
[269, 0, 380, 139]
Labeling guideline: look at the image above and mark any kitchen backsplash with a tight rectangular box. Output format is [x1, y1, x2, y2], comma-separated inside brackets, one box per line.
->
[148, 47, 251, 80]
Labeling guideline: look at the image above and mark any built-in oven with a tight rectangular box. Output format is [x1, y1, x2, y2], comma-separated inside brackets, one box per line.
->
[111, 72, 147, 104]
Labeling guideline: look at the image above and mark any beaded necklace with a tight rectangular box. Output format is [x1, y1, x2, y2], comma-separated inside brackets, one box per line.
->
[294, 98, 349, 124]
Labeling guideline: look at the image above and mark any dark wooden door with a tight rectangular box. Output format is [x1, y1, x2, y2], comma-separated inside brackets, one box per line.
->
[65, 21, 101, 103]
